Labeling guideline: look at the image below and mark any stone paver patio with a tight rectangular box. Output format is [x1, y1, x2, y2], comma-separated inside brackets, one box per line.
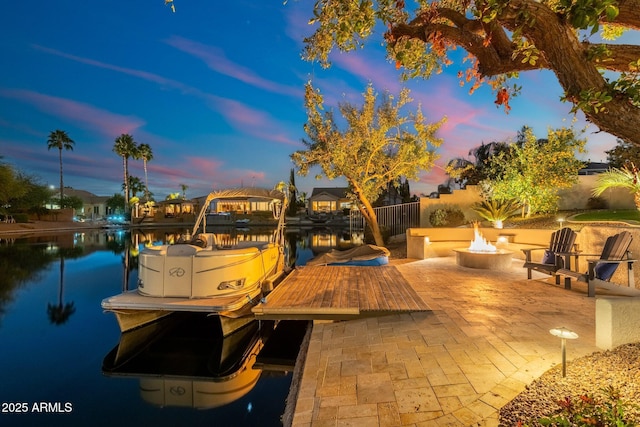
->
[290, 256, 603, 426]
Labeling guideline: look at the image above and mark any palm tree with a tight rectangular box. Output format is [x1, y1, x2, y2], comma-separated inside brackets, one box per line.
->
[47, 130, 75, 208]
[112, 134, 138, 214]
[137, 143, 153, 202]
[123, 176, 145, 198]
[180, 184, 188, 200]
[593, 163, 640, 210]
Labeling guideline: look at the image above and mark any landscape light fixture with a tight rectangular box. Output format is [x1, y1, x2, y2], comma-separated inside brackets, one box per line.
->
[549, 327, 579, 377]
[557, 217, 565, 229]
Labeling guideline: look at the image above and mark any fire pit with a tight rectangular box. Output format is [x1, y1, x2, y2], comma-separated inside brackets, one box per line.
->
[454, 223, 514, 270]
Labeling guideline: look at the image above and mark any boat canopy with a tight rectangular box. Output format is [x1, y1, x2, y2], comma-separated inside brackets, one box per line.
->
[192, 188, 287, 235]
[203, 188, 286, 203]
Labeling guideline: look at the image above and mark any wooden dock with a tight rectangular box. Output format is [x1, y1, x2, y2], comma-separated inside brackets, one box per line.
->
[251, 265, 430, 320]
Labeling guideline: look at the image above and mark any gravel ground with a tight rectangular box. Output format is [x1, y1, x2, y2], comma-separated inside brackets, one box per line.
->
[499, 342, 640, 426]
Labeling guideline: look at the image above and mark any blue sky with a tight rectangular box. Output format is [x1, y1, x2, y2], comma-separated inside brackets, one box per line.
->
[0, 1, 630, 200]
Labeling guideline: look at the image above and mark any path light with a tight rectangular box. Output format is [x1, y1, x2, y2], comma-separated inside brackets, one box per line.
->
[557, 217, 565, 229]
[549, 327, 579, 377]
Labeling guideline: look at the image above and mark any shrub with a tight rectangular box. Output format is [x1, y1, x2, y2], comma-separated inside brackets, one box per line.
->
[530, 386, 638, 427]
[587, 196, 609, 210]
[429, 207, 465, 227]
[364, 225, 390, 245]
[12, 213, 29, 223]
[472, 199, 520, 228]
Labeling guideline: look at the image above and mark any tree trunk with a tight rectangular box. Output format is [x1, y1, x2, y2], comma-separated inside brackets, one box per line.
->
[59, 149, 64, 208]
[123, 157, 129, 214]
[351, 182, 385, 247]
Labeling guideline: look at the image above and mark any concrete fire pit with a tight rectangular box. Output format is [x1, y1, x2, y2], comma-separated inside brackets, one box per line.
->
[453, 248, 515, 270]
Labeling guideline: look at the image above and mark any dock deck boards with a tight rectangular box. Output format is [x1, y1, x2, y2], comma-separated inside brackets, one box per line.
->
[252, 265, 430, 320]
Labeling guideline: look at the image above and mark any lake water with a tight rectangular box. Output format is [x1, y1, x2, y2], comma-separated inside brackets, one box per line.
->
[0, 226, 363, 427]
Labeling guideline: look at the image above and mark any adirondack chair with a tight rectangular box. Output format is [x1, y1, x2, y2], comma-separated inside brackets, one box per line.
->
[522, 227, 578, 284]
[556, 231, 638, 297]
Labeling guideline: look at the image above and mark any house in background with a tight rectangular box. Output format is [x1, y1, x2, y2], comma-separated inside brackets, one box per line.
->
[48, 187, 110, 221]
[308, 187, 353, 215]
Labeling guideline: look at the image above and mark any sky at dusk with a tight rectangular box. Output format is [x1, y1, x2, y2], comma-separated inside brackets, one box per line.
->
[1, 1, 635, 200]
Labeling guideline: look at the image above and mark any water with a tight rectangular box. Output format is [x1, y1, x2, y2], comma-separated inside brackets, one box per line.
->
[0, 226, 363, 427]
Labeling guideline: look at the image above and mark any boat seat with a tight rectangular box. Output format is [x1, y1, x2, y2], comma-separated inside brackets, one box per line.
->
[166, 244, 201, 256]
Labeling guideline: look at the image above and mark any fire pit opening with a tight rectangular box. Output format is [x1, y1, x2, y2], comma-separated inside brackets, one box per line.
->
[454, 223, 514, 270]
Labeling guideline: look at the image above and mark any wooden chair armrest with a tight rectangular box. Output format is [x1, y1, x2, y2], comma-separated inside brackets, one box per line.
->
[521, 248, 546, 255]
[587, 258, 637, 265]
[555, 251, 582, 257]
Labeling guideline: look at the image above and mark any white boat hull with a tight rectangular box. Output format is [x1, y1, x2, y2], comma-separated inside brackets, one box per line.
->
[138, 239, 281, 298]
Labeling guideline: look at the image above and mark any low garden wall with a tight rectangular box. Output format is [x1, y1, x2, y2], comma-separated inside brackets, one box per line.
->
[406, 224, 640, 289]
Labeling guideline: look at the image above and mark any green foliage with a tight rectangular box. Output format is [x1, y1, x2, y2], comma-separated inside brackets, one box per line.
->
[535, 386, 637, 427]
[364, 224, 391, 245]
[27, 205, 50, 219]
[586, 196, 609, 209]
[10, 213, 29, 223]
[571, 88, 613, 114]
[106, 193, 125, 213]
[592, 163, 640, 210]
[483, 126, 586, 217]
[606, 139, 640, 169]
[304, 0, 379, 67]
[0, 165, 52, 214]
[56, 195, 83, 210]
[291, 81, 443, 245]
[472, 199, 520, 223]
[446, 141, 512, 187]
[0, 163, 28, 209]
[555, 0, 619, 35]
[429, 206, 465, 227]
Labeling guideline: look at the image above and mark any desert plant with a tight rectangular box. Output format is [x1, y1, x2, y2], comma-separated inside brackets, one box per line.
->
[472, 199, 520, 228]
[534, 386, 638, 427]
[593, 163, 640, 210]
[429, 207, 465, 227]
[586, 196, 609, 210]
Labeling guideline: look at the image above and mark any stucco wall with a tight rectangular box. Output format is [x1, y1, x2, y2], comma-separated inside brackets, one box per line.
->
[419, 176, 635, 227]
[558, 174, 635, 210]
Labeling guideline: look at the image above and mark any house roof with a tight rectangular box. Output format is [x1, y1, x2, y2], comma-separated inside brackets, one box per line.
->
[310, 187, 349, 199]
[579, 162, 610, 175]
[55, 188, 109, 204]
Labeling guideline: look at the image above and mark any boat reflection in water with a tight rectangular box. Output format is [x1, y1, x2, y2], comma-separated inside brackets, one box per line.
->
[102, 313, 272, 410]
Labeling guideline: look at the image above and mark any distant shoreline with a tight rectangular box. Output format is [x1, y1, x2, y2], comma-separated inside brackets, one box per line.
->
[0, 220, 104, 237]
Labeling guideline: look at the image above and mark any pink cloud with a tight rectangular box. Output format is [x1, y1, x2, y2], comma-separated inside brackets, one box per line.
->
[33, 44, 302, 148]
[284, 2, 314, 46]
[209, 97, 301, 146]
[0, 88, 145, 136]
[165, 36, 303, 98]
[32, 45, 201, 96]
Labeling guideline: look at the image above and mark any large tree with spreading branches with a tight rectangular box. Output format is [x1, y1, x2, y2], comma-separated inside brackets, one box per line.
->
[303, 0, 640, 146]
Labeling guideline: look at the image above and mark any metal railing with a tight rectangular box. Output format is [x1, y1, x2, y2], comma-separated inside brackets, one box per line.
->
[350, 201, 420, 237]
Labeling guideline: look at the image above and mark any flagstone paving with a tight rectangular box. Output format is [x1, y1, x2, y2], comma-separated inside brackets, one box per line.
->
[290, 256, 603, 426]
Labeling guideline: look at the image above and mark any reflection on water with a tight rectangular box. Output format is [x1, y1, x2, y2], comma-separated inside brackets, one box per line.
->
[0, 226, 357, 426]
[103, 313, 271, 410]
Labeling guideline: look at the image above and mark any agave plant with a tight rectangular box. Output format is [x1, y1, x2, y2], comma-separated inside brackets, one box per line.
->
[592, 163, 640, 210]
[472, 199, 520, 228]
